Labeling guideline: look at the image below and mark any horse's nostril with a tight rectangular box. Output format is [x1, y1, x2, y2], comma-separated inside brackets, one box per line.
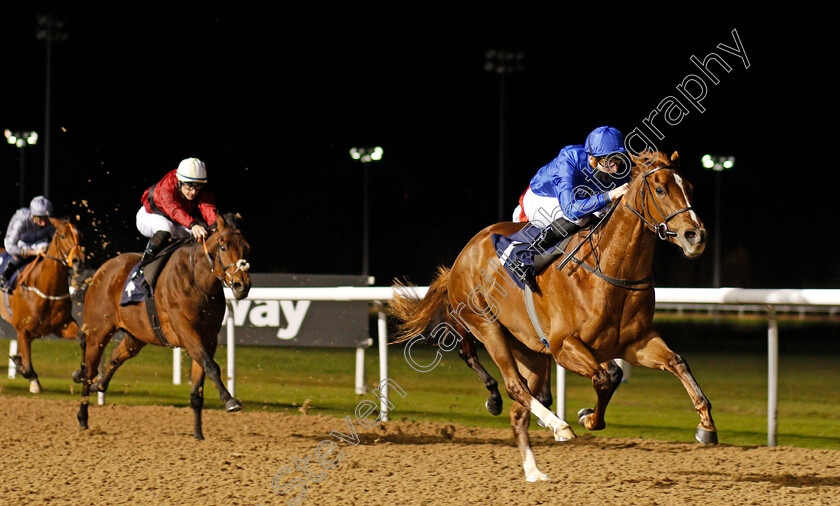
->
[233, 282, 243, 291]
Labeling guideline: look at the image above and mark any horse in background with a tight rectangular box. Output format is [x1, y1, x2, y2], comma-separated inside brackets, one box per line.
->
[0, 218, 85, 393]
[391, 151, 717, 481]
[73, 213, 251, 440]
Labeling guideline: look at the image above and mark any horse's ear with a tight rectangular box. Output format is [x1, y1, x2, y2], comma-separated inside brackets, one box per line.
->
[670, 151, 680, 167]
[216, 214, 227, 230]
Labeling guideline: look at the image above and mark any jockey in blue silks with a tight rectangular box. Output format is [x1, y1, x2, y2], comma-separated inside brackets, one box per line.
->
[508, 126, 632, 291]
[0, 196, 55, 292]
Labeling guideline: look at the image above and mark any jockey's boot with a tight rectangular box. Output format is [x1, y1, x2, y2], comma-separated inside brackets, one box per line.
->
[130, 230, 171, 282]
[0, 255, 25, 292]
[509, 218, 581, 292]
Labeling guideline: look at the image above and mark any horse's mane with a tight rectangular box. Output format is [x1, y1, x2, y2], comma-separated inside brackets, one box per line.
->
[628, 150, 676, 180]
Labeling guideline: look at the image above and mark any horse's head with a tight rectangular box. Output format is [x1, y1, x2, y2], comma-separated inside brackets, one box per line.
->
[48, 217, 85, 274]
[207, 213, 251, 300]
[627, 151, 706, 258]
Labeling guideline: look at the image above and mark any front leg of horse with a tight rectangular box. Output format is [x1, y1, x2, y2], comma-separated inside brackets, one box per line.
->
[627, 333, 718, 444]
[11, 330, 41, 394]
[190, 360, 207, 440]
[202, 354, 242, 412]
[576, 360, 623, 431]
[510, 402, 549, 482]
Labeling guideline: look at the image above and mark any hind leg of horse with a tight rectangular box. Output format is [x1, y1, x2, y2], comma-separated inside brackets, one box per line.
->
[472, 321, 574, 441]
[189, 359, 207, 440]
[11, 329, 42, 394]
[510, 348, 552, 482]
[554, 337, 618, 431]
[457, 336, 503, 415]
[92, 333, 147, 393]
[183, 342, 241, 412]
[624, 332, 717, 443]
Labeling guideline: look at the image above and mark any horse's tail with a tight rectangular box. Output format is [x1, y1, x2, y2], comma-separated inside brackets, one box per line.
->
[389, 266, 453, 344]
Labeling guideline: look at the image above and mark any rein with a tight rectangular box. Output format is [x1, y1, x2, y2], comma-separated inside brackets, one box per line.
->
[189, 230, 250, 295]
[552, 164, 692, 291]
[623, 165, 694, 240]
[553, 202, 654, 291]
[18, 223, 81, 301]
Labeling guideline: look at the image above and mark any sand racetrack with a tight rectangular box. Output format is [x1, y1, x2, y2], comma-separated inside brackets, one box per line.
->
[1, 395, 838, 505]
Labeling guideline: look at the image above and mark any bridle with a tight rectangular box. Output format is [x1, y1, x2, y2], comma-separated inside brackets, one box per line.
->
[18, 222, 82, 301]
[42, 223, 83, 268]
[623, 165, 695, 240]
[190, 230, 250, 290]
[553, 165, 695, 291]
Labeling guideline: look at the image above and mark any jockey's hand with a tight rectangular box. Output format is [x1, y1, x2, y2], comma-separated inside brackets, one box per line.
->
[608, 183, 630, 202]
[25, 245, 48, 257]
[190, 224, 208, 240]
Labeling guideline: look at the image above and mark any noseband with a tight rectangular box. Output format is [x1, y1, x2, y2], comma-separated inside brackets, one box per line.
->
[623, 166, 695, 240]
[193, 231, 250, 288]
[44, 224, 83, 268]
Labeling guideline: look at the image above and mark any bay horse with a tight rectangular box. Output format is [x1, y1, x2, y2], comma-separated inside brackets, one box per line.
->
[391, 151, 717, 481]
[0, 218, 84, 393]
[73, 213, 251, 440]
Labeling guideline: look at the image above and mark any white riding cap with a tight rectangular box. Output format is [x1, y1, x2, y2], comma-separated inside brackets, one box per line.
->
[29, 195, 53, 217]
[176, 158, 208, 183]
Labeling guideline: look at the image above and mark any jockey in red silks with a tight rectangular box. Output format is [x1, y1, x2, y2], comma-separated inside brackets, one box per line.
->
[507, 126, 632, 291]
[131, 158, 217, 281]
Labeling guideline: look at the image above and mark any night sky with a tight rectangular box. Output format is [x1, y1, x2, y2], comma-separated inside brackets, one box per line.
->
[1, 2, 836, 288]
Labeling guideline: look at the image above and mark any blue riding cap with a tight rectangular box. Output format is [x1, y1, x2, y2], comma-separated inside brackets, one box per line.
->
[585, 126, 625, 157]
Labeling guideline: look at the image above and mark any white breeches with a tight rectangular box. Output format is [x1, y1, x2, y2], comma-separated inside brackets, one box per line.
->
[514, 188, 601, 228]
[136, 206, 191, 239]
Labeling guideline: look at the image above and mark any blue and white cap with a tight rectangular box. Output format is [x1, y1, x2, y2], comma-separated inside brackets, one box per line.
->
[585, 126, 626, 157]
[29, 195, 53, 217]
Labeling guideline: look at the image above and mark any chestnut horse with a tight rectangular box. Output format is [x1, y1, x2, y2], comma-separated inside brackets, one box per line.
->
[0, 218, 84, 393]
[74, 213, 251, 440]
[391, 151, 717, 481]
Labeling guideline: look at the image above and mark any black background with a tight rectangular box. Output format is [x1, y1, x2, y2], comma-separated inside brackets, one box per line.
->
[1, 2, 836, 288]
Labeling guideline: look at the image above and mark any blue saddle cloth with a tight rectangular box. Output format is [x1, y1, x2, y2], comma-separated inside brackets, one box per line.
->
[119, 263, 152, 306]
[491, 226, 564, 290]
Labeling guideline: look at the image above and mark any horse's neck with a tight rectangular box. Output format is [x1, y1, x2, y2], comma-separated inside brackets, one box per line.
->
[30, 257, 69, 292]
[591, 198, 656, 281]
[190, 240, 224, 298]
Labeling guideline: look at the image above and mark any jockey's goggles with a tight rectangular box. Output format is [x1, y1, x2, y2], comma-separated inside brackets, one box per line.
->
[181, 182, 205, 190]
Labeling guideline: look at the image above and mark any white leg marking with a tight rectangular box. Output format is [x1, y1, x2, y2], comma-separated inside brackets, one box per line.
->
[529, 398, 576, 441]
[523, 447, 550, 482]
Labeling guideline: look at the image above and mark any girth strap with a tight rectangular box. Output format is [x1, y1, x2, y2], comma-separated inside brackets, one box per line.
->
[523, 285, 552, 351]
[145, 292, 174, 348]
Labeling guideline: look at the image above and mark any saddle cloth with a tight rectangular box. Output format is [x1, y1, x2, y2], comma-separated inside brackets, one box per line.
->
[118, 238, 190, 306]
[491, 226, 575, 290]
[0, 251, 33, 289]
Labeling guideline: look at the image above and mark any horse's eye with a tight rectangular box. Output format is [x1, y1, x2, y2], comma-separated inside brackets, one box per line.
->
[655, 187, 665, 196]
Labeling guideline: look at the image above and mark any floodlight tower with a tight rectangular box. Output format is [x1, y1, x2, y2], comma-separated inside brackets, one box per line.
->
[702, 154, 735, 288]
[5, 129, 39, 207]
[349, 146, 384, 278]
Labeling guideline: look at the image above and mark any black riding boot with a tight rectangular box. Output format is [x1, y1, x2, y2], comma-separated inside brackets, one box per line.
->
[510, 218, 582, 292]
[0, 255, 26, 292]
[131, 231, 171, 281]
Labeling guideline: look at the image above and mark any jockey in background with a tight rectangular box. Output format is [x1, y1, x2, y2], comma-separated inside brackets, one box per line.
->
[131, 157, 217, 281]
[0, 196, 56, 292]
[508, 126, 632, 291]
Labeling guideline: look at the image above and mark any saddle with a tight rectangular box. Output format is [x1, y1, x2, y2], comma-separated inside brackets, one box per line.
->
[120, 236, 192, 305]
[491, 226, 580, 289]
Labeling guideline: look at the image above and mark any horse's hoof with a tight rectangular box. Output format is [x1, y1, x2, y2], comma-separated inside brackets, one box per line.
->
[71, 367, 86, 384]
[194, 433, 205, 441]
[226, 399, 243, 412]
[525, 470, 551, 482]
[29, 380, 42, 394]
[553, 424, 576, 442]
[577, 408, 594, 427]
[695, 427, 718, 444]
[485, 397, 502, 416]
